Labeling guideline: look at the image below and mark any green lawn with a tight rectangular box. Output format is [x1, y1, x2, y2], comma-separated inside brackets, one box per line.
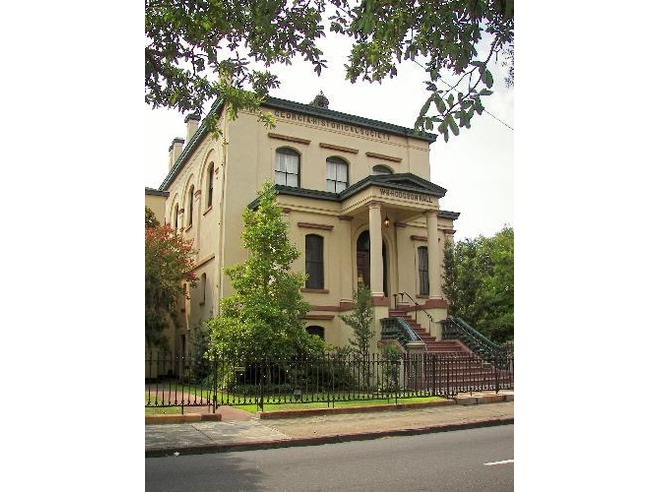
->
[145, 395, 445, 414]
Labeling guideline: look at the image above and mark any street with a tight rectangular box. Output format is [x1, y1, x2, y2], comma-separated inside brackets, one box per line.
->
[146, 424, 513, 491]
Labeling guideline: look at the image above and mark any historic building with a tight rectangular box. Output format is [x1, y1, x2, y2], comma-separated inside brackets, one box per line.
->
[145, 93, 459, 357]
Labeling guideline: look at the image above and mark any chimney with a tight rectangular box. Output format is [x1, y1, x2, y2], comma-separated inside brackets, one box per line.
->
[184, 113, 201, 143]
[168, 137, 185, 170]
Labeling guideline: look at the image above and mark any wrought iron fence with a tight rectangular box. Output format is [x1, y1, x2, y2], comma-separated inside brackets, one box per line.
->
[145, 351, 514, 413]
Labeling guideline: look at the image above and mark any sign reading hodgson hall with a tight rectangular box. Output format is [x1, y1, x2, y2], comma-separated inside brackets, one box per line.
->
[272, 109, 392, 141]
[379, 188, 434, 203]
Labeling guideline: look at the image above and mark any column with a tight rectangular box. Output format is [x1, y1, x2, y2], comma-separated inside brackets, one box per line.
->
[425, 210, 441, 299]
[339, 215, 354, 304]
[369, 202, 385, 297]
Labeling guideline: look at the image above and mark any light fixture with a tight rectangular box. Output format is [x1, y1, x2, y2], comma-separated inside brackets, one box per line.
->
[383, 215, 390, 228]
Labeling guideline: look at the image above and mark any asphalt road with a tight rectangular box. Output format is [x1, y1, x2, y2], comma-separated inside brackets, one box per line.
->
[145, 424, 514, 491]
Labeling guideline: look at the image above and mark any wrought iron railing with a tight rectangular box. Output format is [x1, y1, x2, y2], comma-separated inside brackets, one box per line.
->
[441, 317, 510, 366]
[145, 351, 513, 414]
[380, 316, 421, 347]
[393, 291, 436, 324]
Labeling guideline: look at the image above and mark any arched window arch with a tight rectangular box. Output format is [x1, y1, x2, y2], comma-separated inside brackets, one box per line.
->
[326, 156, 349, 192]
[305, 234, 324, 289]
[373, 165, 393, 175]
[418, 246, 429, 296]
[187, 186, 194, 227]
[206, 163, 214, 209]
[199, 273, 207, 304]
[306, 325, 325, 340]
[275, 147, 300, 187]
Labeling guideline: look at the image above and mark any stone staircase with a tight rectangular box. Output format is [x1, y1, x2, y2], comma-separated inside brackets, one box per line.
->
[387, 310, 471, 355]
[387, 309, 513, 391]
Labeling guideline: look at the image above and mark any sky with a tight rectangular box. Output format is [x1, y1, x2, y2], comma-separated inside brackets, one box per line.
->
[144, 32, 514, 242]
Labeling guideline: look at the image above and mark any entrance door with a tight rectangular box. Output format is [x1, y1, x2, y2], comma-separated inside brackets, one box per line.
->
[356, 230, 388, 296]
[357, 251, 370, 286]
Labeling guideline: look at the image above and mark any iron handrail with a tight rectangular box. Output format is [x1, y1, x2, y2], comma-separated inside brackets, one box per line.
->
[394, 291, 436, 324]
[380, 316, 421, 347]
[441, 317, 509, 363]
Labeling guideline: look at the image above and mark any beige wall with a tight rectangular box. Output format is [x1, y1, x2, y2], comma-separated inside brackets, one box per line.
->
[155, 101, 456, 354]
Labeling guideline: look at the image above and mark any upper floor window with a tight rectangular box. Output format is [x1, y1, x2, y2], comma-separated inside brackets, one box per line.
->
[173, 204, 179, 232]
[326, 157, 348, 193]
[206, 164, 214, 209]
[418, 246, 429, 296]
[373, 165, 393, 175]
[305, 234, 324, 289]
[275, 148, 300, 187]
[187, 186, 194, 226]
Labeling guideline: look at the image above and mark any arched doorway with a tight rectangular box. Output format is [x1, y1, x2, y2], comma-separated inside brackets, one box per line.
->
[356, 230, 388, 296]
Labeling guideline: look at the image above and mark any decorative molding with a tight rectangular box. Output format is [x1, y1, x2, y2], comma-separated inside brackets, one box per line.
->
[319, 142, 359, 154]
[303, 314, 335, 320]
[410, 235, 428, 242]
[267, 132, 311, 145]
[297, 222, 334, 231]
[366, 151, 402, 163]
[194, 189, 202, 197]
[281, 207, 292, 214]
[394, 222, 407, 228]
[440, 229, 457, 234]
[372, 296, 390, 307]
[338, 215, 354, 221]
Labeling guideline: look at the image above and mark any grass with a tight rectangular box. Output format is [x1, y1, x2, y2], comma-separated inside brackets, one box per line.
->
[145, 394, 445, 415]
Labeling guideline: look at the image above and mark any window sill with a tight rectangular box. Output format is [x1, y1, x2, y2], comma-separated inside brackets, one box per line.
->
[302, 288, 330, 294]
[203, 206, 212, 216]
[416, 294, 429, 299]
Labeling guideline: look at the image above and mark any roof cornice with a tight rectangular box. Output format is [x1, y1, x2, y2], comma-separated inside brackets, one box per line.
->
[262, 96, 438, 143]
[158, 95, 438, 191]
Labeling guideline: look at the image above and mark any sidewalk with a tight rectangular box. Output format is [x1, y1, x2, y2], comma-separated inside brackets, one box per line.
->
[145, 391, 514, 457]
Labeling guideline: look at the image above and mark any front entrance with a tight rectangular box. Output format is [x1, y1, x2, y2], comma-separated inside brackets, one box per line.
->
[356, 230, 388, 296]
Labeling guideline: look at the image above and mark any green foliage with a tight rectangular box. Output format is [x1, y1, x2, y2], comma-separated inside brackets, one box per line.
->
[339, 281, 375, 359]
[145, 0, 513, 142]
[145, 209, 197, 350]
[145, 206, 160, 227]
[208, 181, 324, 360]
[442, 226, 513, 342]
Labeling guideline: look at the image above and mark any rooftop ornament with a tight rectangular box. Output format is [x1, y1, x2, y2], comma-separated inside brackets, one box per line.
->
[309, 91, 329, 109]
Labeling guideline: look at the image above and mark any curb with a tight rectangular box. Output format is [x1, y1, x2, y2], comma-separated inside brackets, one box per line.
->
[144, 394, 514, 424]
[259, 399, 456, 419]
[145, 417, 514, 457]
[145, 413, 222, 425]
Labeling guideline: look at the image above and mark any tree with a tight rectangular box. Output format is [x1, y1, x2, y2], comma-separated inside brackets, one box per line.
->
[339, 281, 375, 359]
[208, 181, 323, 360]
[145, 0, 513, 142]
[145, 207, 197, 350]
[442, 226, 513, 342]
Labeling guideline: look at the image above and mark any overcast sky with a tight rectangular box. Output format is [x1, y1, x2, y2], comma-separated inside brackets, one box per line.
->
[144, 33, 513, 242]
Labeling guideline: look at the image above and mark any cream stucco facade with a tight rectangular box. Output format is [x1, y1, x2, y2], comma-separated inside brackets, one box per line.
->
[146, 95, 459, 356]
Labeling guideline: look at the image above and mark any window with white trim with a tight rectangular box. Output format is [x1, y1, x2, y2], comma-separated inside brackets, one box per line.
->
[326, 157, 348, 192]
[275, 148, 300, 187]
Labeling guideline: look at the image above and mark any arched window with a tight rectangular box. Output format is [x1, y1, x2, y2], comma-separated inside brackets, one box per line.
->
[173, 204, 179, 232]
[306, 326, 325, 340]
[187, 186, 194, 226]
[418, 246, 429, 296]
[275, 148, 300, 187]
[199, 273, 207, 305]
[326, 156, 348, 192]
[305, 234, 324, 289]
[373, 165, 393, 175]
[206, 164, 214, 208]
